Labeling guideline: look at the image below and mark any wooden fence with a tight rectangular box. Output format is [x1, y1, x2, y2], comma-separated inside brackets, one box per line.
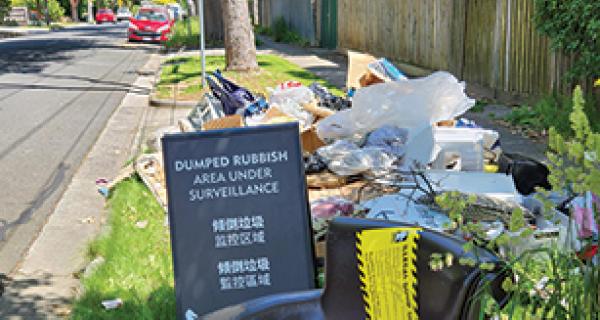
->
[258, 0, 317, 43]
[337, 0, 582, 99]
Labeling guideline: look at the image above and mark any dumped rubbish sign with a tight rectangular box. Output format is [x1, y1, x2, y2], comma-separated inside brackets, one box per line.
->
[162, 123, 315, 318]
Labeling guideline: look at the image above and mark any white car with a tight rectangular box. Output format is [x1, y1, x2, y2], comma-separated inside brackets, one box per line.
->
[116, 7, 132, 21]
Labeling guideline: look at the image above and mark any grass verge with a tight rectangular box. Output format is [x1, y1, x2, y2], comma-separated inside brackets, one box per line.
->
[155, 54, 343, 101]
[71, 177, 175, 320]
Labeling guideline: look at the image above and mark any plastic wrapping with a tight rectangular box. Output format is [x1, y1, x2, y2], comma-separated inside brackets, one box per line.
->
[311, 197, 355, 219]
[317, 72, 474, 139]
[269, 84, 315, 106]
[364, 125, 409, 157]
[271, 101, 314, 130]
[316, 72, 474, 168]
[316, 140, 395, 176]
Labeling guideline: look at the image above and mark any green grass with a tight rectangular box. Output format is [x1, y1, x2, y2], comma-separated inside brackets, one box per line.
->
[156, 54, 343, 100]
[71, 178, 175, 320]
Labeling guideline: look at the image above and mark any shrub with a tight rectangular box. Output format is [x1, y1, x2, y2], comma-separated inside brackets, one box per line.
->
[165, 17, 199, 49]
[534, 0, 600, 80]
[12, 0, 64, 22]
[0, 0, 11, 22]
[505, 93, 600, 137]
[270, 16, 309, 47]
[436, 86, 600, 318]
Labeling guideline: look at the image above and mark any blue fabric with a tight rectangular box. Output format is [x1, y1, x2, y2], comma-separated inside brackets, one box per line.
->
[207, 70, 257, 115]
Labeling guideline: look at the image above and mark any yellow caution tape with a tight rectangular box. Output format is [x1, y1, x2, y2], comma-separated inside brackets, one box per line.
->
[356, 227, 421, 320]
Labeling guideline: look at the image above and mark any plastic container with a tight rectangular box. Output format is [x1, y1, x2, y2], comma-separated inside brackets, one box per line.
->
[431, 129, 485, 171]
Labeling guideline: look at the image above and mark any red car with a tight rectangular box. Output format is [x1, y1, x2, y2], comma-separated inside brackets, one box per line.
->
[96, 8, 116, 24]
[128, 8, 173, 43]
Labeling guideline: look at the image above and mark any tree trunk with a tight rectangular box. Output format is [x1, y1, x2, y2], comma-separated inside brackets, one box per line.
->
[222, 0, 258, 71]
[70, 0, 79, 21]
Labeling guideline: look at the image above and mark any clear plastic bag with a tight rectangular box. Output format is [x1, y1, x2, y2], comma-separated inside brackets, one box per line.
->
[316, 140, 395, 176]
[317, 71, 474, 138]
[271, 100, 314, 130]
[269, 84, 315, 106]
[316, 71, 474, 168]
[365, 125, 409, 157]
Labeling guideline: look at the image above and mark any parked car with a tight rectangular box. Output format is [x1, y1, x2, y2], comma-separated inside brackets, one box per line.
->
[96, 8, 116, 24]
[116, 7, 132, 21]
[127, 8, 173, 43]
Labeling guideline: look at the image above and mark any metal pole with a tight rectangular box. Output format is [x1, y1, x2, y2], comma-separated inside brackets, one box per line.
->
[88, 0, 94, 23]
[198, 0, 206, 87]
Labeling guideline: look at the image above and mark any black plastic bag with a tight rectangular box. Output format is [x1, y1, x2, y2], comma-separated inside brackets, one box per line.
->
[498, 153, 551, 195]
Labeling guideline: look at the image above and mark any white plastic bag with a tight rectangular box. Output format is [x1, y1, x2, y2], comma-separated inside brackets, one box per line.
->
[317, 72, 474, 138]
[316, 72, 475, 168]
[316, 140, 395, 176]
[269, 84, 315, 106]
[365, 125, 409, 157]
[271, 100, 314, 130]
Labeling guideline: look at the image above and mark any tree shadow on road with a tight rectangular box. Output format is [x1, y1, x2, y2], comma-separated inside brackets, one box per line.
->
[0, 273, 71, 319]
[0, 36, 158, 77]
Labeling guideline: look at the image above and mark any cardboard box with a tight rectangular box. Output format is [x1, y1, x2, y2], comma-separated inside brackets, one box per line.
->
[302, 100, 335, 120]
[306, 172, 347, 189]
[202, 114, 243, 131]
[301, 126, 326, 154]
[347, 50, 378, 89]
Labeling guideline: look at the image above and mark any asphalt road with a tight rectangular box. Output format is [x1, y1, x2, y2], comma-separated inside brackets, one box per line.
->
[0, 23, 156, 274]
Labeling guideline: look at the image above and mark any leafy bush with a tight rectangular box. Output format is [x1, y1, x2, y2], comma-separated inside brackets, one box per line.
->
[254, 24, 271, 36]
[0, 0, 11, 22]
[505, 94, 600, 137]
[534, 0, 600, 80]
[47, 0, 64, 22]
[436, 86, 600, 318]
[165, 17, 223, 49]
[270, 16, 309, 47]
[12, 0, 64, 22]
[165, 17, 199, 49]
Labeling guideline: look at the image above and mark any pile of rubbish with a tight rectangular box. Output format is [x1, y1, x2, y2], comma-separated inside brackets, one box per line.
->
[137, 51, 594, 261]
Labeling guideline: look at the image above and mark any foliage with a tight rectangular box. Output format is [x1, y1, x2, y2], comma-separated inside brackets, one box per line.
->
[504, 93, 600, 137]
[165, 16, 199, 49]
[49, 22, 63, 30]
[165, 17, 223, 50]
[435, 86, 600, 319]
[0, 0, 11, 22]
[270, 16, 309, 47]
[71, 178, 176, 320]
[470, 100, 488, 113]
[12, 0, 64, 21]
[254, 24, 272, 36]
[533, 0, 600, 80]
[153, 0, 177, 5]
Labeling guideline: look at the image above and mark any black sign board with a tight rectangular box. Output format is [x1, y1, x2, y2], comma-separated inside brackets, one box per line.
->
[162, 123, 315, 318]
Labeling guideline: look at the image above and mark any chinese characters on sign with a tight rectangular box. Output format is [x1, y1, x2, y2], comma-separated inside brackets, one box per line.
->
[217, 257, 271, 290]
[212, 215, 266, 248]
